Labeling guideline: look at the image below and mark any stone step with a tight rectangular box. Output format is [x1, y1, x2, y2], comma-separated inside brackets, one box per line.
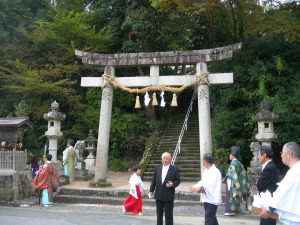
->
[143, 167, 200, 173]
[142, 177, 201, 182]
[150, 153, 200, 158]
[158, 134, 199, 139]
[156, 146, 199, 150]
[54, 188, 205, 206]
[148, 160, 200, 165]
[56, 188, 199, 200]
[157, 139, 199, 143]
[144, 168, 200, 173]
[144, 90, 201, 182]
[55, 194, 205, 206]
[146, 165, 200, 170]
[143, 172, 200, 178]
[157, 147, 200, 151]
[153, 154, 200, 158]
[147, 164, 198, 168]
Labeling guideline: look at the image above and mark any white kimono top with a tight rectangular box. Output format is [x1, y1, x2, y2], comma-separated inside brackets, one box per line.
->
[62, 147, 70, 165]
[129, 173, 145, 199]
[194, 164, 222, 206]
[270, 161, 300, 224]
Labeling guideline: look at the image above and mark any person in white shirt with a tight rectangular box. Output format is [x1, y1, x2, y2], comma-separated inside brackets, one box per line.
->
[260, 142, 300, 225]
[194, 153, 222, 225]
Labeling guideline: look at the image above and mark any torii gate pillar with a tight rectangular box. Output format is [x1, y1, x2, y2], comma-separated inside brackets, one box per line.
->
[197, 62, 212, 176]
[95, 66, 114, 185]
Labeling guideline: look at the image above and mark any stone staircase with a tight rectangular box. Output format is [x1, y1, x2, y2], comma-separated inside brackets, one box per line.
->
[54, 188, 201, 206]
[142, 89, 201, 182]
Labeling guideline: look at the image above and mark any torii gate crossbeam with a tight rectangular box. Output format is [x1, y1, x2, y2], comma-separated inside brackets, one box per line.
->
[75, 43, 242, 185]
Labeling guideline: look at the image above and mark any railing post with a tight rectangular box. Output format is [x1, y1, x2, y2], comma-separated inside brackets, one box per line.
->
[24, 149, 27, 170]
[13, 149, 16, 170]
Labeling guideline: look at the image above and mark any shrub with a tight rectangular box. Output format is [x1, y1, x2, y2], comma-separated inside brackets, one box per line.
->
[108, 157, 125, 171]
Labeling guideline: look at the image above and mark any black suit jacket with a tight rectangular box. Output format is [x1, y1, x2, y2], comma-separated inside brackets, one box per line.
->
[256, 160, 279, 196]
[149, 164, 181, 201]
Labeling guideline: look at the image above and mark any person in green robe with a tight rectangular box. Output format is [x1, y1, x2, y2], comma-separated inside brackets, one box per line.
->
[224, 146, 251, 216]
[64, 139, 77, 182]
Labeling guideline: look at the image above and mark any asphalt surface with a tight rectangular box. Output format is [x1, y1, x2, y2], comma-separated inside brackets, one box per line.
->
[0, 204, 261, 225]
[0, 180, 281, 225]
[1, 192, 263, 225]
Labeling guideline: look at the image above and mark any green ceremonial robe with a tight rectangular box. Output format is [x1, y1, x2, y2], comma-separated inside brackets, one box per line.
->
[66, 147, 77, 182]
[224, 159, 251, 212]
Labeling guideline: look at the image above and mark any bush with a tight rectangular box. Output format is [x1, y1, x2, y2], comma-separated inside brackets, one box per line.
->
[108, 157, 125, 171]
[213, 148, 230, 175]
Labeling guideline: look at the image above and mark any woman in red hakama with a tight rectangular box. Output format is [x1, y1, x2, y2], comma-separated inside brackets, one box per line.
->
[123, 165, 145, 216]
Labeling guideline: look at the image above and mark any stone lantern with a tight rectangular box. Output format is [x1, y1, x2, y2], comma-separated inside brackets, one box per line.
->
[44, 101, 66, 163]
[248, 100, 279, 188]
[84, 129, 97, 174]
[252, 100, 279, 147]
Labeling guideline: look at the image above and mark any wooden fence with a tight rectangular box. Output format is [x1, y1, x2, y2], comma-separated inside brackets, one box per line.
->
[0, 149, 27, 170]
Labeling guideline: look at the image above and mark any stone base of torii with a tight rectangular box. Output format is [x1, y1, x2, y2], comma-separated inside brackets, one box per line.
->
[75, 43, 242, 187]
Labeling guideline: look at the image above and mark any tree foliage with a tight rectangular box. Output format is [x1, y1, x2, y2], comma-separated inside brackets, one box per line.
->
[210, 36, 300, 168]
[0, 0, 299, 170]
[150, 0, 300, 47]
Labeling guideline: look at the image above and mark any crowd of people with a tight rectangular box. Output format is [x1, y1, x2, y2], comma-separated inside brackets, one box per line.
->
[27, 141, 300, 225]
[124, 143, 300, 225]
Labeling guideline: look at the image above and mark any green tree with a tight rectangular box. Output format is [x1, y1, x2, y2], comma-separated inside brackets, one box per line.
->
[210, 36, 300, 168]
[150, 0, 300, 47]
[0, 0, 50, 53]
[0, 1, 114, 150]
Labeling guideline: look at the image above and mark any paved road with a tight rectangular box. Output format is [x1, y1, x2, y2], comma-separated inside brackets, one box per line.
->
[0, 204, 261, 225]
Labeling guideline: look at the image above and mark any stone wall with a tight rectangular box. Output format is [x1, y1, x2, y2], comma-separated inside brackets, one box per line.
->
[0, 170, 35, 201]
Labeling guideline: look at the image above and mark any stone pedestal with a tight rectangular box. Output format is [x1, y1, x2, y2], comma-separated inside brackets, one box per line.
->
[85, 157, 95, 175]
[84, 129, 97, 175]
[249, 174, 260, 195]
[248, 142, 262, 176]
[75, 160, 85, 170]
[89, 180, 112, 187]
[85, 148, 96, 174]
[59, 175, 70, 185]
[52, 161, 63, 177]
[75, 169, 93, 181]
[73, 160, 93, 181]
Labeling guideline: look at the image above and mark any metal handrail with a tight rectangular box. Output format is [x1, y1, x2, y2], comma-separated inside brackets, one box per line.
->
[171, 89, 197, 165]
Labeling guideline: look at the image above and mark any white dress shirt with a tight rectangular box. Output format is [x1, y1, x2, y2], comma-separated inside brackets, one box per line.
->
[262, 159, 272, 171]
[195, 164, 222, 206]
[162, 164, 170, 184]
[270, 161, 300, 224]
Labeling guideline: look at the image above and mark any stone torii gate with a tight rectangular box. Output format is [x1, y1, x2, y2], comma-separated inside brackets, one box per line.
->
[75, 43, 242, 185]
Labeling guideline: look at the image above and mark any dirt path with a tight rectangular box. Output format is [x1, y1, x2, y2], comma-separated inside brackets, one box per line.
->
[63, 171, 132, 189]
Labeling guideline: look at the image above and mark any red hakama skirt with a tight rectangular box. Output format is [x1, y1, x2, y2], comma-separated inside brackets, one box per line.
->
[123, 185, 142, 214]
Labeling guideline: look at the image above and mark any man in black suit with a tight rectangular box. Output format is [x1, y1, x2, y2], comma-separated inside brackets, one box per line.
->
[149, 152, 181, 225]
[257, 145, 279, 225]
